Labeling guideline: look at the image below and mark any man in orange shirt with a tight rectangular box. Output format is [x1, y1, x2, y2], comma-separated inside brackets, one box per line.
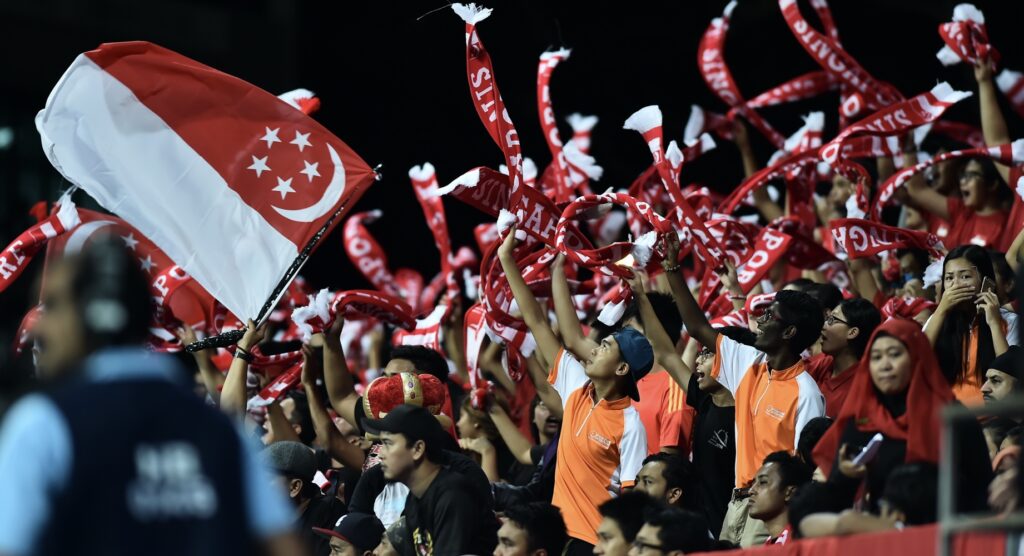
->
[660, 235, 825, 547]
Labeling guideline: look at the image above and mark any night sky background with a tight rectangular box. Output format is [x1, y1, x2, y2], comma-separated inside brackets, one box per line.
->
[1, 0, 1021, 379]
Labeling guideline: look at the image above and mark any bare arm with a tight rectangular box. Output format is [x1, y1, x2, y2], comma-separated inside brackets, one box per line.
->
[526, 354, 562, 418]
[923, 284, 977, 346]
[263, 401, 301, 444]
[976, 59, 1012, 183]
[487, 404, 536, 465]
[497, 228, 563, 367]
[1007, 227, 1024, 274]
[479, 339, 517, 395]
[735, 121, 784, 222]
[177, 324, 224, 403]
[627, 273, 695, 392]
[301, 344, 365, 470]
[846, 258, 881, 305]
[221, 319, 266, 416]
[901, 149, 951, 220]
[663, 234, 720, 349]
[550, 253, 598, 361]
[321, 318, 360, 429]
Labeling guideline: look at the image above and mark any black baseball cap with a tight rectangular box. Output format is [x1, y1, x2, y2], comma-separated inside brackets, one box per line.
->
[312, 512, 384, 552]
[361, 404, 458, 452]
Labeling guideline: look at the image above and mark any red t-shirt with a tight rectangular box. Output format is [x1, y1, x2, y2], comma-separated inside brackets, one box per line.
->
[946, 197, 1008, 248]
[805, 354, 857, 419]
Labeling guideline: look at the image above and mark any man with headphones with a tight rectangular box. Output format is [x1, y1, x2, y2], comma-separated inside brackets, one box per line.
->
[0, 238, 302, 556]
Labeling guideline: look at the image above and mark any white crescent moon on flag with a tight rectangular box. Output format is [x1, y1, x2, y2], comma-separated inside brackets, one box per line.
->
[65, 220, 116, 254]
[272, 143, 347, 223]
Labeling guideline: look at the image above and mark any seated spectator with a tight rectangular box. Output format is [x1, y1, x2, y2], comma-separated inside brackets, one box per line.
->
[795, 417, 833, 475]
[748, 451, 813, 545]
[262, 441, 347, 556]
[629, 507, 713, 555]
[494, 502, 568, 556]
[489, 397, 561, 510]
[312, 513, 385, 556]
[634, 452, 693, 508]
[371, 517, 410, 556]
[363, 404, 499, 555]
[595, 492, 659, 556]
[983, 418, 1018, 462]
[815, 319, 993, 513]
[982, 346, 1024, 405]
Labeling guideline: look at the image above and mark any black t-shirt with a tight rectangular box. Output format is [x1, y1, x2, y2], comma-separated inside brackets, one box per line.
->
[686, 373, 736, 538]
[297, 494, 347, 556]
[404, 468, 498, 556]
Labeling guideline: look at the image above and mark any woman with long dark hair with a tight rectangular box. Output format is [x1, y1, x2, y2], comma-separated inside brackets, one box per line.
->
[923, 245, 1019, 404]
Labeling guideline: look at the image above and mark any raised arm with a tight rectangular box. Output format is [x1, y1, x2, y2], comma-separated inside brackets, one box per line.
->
[526, 353, 562, 418]
[550, 253, 598, 361]
[221, 319, 266, 416]
[497, 227, 562, 367]
[901, 146, 951, 220]
[976, 58, 1012, 183]
[301, 343, 366, 470]
[321, 318, 360, 429]
[177, 324, 224, 403]
[627, 272, 694, 392]
[487, 403, 537, 465]
[846, 258, 881, 306]
[662, 233, 720, 349]
[1007, 227, 1024, 274]
[263, 401, 301, 444]
[735, 121, 784, 222]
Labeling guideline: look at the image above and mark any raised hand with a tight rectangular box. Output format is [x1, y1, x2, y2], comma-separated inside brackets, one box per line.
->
[837, 443, 868, 480]
[498, 224, 519, 259]
[237, 319, 268, 351]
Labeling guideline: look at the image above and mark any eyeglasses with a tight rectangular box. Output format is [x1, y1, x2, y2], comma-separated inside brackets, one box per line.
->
[825, 314, 849, 326]
[631, 539, 664, 554]
[756, 308, 783, 324]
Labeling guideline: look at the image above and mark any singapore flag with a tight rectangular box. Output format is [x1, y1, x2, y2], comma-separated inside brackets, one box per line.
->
[35, 42, 376, 321]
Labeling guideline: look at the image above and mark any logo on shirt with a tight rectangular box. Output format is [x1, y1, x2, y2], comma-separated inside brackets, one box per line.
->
[589, 432, 612, 449]
[413, 527, 433, 555]
[709, 429, 730, 450]
[126, 442, 217, 521]
[764, 405, 786, 421]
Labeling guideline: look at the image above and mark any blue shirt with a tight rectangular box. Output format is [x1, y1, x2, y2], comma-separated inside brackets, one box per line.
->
[0, 348, 293, 555]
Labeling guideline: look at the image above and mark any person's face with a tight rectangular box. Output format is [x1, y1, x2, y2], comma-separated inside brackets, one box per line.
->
[494, 518, 532, 556]
[904, 206, 925, 230]
[372, 534, 399, 556]
[269, 473, 303, 503]
[587, 336, 627, 380]
[533, 400, 560, 437]
[627, 524, 664, 556]
[634, 461, 680, 505]
[457, 410, 480, 439]
[869, 336, 913, 395]
[820, 306, 856, 356]
[695, 348, 721, 392]
[829, 174, 854, 208]
[383, 357, 416, 377]
[378, 432, 419, 482]
[982, 370, 1017, 405]
[959, 160, 992, 210]
[594, 517, 631, 556]
[329, 537, 360, 556]
[35, 263, 88, 378]
[942, 258, 982, 300]
[754, 302, 794, 352]
[748, 462, 789, 521]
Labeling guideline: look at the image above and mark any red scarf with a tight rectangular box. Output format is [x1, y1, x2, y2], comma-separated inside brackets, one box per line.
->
[0, 197, 79, 294]
[872, 140, 1024, 219]
[813, 319, 954, 476]
[698, 2, 785, 148]
[736, 227, 792, 293]
[881, 296, 937, 322]
[935, 4, 999, 68]
[996, 68, 1024, 119]
[684, 105, 734, 144]
[536, 49, 574, 203]
[719, 150, 819, 214]
[829, 218, 945, 260]
[343, 211, 402, 297]
[291, 288, 416, 343]
[745, 71, 838, 109]
[409, 163, 459, 307]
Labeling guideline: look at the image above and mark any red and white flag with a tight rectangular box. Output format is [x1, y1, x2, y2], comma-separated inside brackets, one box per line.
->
[36, 42, 376, 322]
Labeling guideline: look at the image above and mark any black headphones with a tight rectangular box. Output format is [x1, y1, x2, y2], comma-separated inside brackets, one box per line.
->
[72, 237, 149, 346]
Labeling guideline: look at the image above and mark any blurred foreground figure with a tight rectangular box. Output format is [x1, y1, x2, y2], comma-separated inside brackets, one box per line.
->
[0, 239, 300, 556]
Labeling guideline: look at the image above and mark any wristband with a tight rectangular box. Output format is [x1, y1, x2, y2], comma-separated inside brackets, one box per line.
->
[662, 263, 681, 273]
[234, 348, 254, 362]
[729, 295, 746, 301]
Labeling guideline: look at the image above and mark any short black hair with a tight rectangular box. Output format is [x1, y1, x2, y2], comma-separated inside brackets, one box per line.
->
[645, 292, 683, 345]
[839, 298, 882, 358]
[388, 345, 449, 383]
[783, 278, 815, 292]
[808, 283, 843, 312]
[69, 238, 153, 347]
[716, 326, 757, 346]
[787, 482, 850, 539]
[644, 507, 712, 553]
[989, 249, 1015, 288]
[796, 417, 833, 468]
[773, 290, 825, 355]
[285, 391, 316, 445]
[641, 452, 694, 494]
[882, 462, 938, 525]
[598, 491, 659, 543]
[763, 451, 813, 491]
[896, 248, 930, 276]
[503, 503, 568, 556]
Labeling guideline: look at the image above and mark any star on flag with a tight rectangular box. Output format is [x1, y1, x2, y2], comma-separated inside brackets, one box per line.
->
[248, 155, 271, 177]
[139, 254, 156, 273]
[273, 176, 296, 199]
[290, 131, 312, 152]
[121, 232, 139, 250]
[300, 160, 320, 182]
[260, 127, 281, 148]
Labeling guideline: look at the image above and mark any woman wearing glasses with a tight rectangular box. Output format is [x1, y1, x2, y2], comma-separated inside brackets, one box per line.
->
[923, 245, 1020, 405]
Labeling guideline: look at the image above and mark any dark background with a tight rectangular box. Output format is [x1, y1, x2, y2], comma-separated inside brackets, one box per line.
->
[1, 0, 1021, 375]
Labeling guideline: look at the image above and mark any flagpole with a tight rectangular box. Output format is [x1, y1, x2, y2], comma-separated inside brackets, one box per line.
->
[185, 165, 383, 352]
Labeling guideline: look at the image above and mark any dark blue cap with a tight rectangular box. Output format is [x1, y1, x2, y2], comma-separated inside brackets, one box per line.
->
[612, 327, 654, 401]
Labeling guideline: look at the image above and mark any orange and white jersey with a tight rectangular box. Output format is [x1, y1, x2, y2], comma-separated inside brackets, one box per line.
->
[549, 349, 648, 544]
[712, 335, 824, 488]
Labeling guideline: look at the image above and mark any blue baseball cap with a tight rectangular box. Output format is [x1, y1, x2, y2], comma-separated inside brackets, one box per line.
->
[612, 327, 654, 401]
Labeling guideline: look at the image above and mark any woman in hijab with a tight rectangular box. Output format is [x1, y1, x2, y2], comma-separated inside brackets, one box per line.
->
[813, 319, 993, 513]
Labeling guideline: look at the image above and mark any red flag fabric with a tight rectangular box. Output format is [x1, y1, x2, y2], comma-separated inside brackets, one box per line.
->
[935, 4, 999, 68]
[37, 41, 375, 321]
[996, 68, 1024, 119]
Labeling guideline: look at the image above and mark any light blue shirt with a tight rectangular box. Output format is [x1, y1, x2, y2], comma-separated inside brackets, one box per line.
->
[0, 349, 293, 555]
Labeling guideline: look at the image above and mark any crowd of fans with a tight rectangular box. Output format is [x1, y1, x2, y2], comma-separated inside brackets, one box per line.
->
[3, 4, 1024, 556]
